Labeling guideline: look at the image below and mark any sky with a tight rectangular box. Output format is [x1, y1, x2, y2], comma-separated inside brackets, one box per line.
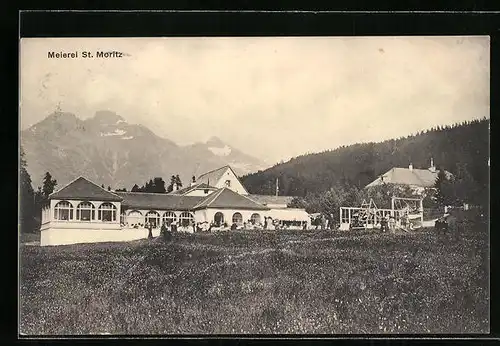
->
[20, 36, 490, 164]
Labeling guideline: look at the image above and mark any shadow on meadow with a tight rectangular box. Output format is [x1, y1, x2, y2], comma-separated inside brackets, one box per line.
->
[19, 223, 489, 335]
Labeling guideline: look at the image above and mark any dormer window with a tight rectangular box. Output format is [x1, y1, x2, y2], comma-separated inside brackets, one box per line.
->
[225, 180, 231, 187]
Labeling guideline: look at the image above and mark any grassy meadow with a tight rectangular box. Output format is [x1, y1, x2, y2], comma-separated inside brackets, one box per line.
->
[19, 220, 489, 335]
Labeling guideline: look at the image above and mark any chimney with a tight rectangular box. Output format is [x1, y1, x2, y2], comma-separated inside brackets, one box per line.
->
[409, 163, 413, 171]
[190, 176, 197, 187]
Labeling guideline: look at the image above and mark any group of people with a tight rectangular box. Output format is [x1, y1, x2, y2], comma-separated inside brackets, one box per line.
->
[435, 214, 450, 234]
[140, 221, 179, 241]
[379, 215, 397, 232]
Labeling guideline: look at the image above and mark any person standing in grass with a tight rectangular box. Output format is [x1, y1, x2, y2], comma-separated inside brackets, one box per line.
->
[380, 216, 387, 233]
[147, 222, 153, 239]
[435, 215, 448, 235]
[161, 222, 172, 242]
[388, 215, 396, 233]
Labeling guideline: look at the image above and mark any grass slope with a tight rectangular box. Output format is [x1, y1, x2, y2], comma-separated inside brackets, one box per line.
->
[20, 224, 488, 335]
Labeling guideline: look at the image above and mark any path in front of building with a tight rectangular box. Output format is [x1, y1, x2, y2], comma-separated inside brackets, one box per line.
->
[22, 241, 40, 246]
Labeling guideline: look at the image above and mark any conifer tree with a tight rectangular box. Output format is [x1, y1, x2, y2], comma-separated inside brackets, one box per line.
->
[152, 177, 166, 193]
[20, 146, 35, 233]
[42, 172, 57, 198]
[434, 169, 454, 207]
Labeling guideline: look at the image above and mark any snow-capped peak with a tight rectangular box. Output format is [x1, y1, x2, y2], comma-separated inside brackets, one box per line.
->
[208, 145, 232, 156]
[101, 129, 126, 137]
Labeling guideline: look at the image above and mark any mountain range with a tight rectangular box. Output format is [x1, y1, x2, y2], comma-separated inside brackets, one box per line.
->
[21, 111, 267, 190]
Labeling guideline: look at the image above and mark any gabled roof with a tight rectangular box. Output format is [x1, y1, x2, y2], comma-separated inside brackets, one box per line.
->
[197, 165, 231, 185]
[197, 165, 249, 194]
[193, 188, 269, 211]
[114, 192, 204, 211]
[49, 176, 123, 201]
[365, 167, 453, 189]
[169, 183, 217, 196]
[248, 194, 295, 206]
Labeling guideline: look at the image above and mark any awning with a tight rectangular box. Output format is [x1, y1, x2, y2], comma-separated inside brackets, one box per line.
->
[266, 208, 310, 222]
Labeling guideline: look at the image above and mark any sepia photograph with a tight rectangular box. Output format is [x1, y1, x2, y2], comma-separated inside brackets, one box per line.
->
[19, 36, 489, 335]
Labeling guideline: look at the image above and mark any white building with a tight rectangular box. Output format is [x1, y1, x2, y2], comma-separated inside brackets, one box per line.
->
[40, 166, 310, 246]
[365, 158, 453, 194]
[195, 165, 249, 195]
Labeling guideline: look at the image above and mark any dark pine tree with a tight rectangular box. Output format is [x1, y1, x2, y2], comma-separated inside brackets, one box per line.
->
[152, 177, 166, 193]
[42, 172, 57, 198]
[20, 146, 36, 233]
[434, 169, 455, 207]
[131, 184, 140, 192]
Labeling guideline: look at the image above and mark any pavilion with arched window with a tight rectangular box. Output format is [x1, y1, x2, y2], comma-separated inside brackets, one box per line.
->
[232, 212, 243, 226]
[39, 166, 310, 247]
[250, 213, 261, 225]
[162, 211, 177, 226]
[40, 177, 124, 246]
[214, 212, 225, 226]
[76, 202, 95, 221]
[54, 201, 73, 221]
[98, 203, 117, 222]
[145, 211, 161, 228]
[179, 212, 194, 227]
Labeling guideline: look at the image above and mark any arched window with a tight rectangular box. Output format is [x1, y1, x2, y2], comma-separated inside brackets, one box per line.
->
[54, 201, 73, 220]
[214, 212, 225, 226]
[179, 212, 194, 227]
[162, 211, 177, 226]
[127, 210, 143, 227]
[145, 211, 160, 228]
[98, 203, 117, 222]
[76, 202, 95, 221]
[232, 212, 243, 225]
[250, 213, 261, 225]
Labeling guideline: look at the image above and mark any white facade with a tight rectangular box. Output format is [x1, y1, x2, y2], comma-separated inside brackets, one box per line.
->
[182, 189, 216, 197]
[41, 228, 161, 246]
[41, 199, 121, 231]
[40, 198, 122, 246]
[201, 208, 266, 226]
[39, 167, 310, 246]
[203, 167, 249, 195]
[121, 208, 195, 228]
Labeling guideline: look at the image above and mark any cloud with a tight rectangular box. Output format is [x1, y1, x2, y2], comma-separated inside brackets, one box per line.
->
[20, 36, 489, 163]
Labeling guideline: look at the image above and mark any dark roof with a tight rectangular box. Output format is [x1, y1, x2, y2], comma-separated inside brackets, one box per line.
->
[169, 183, 217, 196]
[115, 192, 204, 210]
[248, 194, 295, 206]
[197, 166, 230, 185]
[365, 167, 453, 188]
[49, 177, 123, 201]
[194, 188, 269, 211]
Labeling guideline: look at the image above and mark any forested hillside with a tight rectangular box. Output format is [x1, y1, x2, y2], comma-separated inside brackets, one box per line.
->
[241, 118, 489, 198]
